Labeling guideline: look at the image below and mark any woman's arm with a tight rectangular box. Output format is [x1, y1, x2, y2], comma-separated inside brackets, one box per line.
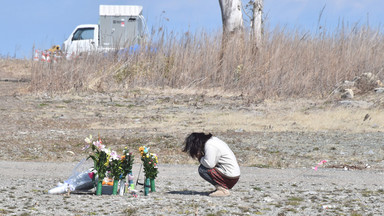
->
[200, 145, 219, 169]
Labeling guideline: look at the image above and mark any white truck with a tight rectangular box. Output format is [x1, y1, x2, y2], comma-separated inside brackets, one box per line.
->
[62, 5, 145, 59]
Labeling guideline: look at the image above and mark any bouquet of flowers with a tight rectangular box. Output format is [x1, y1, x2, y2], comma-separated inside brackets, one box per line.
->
[120, 147, 134, 179]
[108, 150, 122, 179]
[139, 146, 159, 180]
[107, 150, 125, 195]
[85, 135, 109, 180]
[119, 147, 134, 195]
[139, 146, 159, 195]
[84, 135, 110, 195]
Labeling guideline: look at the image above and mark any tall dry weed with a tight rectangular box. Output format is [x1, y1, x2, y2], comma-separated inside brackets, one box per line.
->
[30, 24, 384, 99]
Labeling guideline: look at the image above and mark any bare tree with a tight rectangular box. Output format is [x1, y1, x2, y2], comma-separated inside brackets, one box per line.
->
[251, 0, 263, 49]
[243, 0, 263, 50]
[218, 0, 244, 35]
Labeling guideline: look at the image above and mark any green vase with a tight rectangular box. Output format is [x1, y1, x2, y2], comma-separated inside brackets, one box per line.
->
[150, 179, 156, 192]
[112, 179, 119, 195]
[144, 178, 150, 196]
[96, 180, 103, 195]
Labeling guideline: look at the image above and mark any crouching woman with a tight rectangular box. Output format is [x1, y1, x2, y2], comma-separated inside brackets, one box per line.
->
[183, 132, 240, 197]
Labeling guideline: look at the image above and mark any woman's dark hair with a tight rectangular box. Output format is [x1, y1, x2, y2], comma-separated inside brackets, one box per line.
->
[183, 132, 213, 159]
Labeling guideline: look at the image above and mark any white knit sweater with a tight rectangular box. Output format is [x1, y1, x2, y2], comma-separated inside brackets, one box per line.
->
[200, 137, 241, 178]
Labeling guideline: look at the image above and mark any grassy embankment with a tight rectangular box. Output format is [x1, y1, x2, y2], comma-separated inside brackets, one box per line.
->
[27, 24, 384, 99]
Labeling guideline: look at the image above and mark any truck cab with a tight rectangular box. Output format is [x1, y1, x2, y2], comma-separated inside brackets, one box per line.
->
[62, 24, 99, 57]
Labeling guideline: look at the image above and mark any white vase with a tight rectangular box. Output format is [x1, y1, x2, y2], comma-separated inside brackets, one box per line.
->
[119, 180, 126, 196]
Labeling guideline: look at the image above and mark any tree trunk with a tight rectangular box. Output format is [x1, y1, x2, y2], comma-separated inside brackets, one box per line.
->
[217, 0, 244, 75]
[252, 0, 263, 51]
[218, 0, 244, 35]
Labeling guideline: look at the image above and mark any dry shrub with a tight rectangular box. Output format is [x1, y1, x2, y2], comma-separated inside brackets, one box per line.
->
[30, 54, 110, 93]
[30, 24, 384, 99]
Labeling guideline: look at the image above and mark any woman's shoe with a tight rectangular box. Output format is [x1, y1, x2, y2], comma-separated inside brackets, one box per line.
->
[209, 186, 230, 197]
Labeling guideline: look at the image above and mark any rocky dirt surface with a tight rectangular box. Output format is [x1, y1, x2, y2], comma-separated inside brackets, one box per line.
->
[1, 59, 384, 215]
[1, 78, 384, 170]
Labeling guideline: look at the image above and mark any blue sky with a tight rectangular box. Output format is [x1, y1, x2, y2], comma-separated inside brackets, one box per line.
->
[0, 0, 383, 58]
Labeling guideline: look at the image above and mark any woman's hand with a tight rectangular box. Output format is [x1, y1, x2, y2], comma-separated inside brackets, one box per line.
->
[197, 152, 203, 161]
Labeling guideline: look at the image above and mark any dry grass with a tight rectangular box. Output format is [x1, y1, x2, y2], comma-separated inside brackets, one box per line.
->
[0, 58, 31, 78]
[286, 108, 384, 132]
[27, 24, 384, 99]
[191, 102, 384, 133]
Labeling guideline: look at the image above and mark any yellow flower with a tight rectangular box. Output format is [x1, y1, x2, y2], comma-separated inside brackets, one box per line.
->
[139, 146, 144, 152]
[146, 154, 149, 158]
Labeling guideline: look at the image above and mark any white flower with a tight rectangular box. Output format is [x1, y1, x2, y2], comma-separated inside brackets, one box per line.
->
[84, 135, 92, 144]
[102, 148, 111, 155]
[110, 150, 119, 160]
[93, 140, 105, 150]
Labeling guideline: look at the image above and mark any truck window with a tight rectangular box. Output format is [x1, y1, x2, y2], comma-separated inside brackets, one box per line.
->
[72, 28, 94, 41]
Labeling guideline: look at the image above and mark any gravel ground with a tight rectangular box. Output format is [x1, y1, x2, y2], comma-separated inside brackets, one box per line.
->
[1, 161, 384, 215]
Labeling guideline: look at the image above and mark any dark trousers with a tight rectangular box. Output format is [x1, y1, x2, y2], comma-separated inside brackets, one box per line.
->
[198, 164, 216, 186]
[198, 164, 240, 189]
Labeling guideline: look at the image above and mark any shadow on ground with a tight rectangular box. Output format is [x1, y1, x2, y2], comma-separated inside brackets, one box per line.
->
[168, 190, 209, 196]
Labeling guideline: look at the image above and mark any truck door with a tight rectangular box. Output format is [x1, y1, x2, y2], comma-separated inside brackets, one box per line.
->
[68, 27, 96, 55]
